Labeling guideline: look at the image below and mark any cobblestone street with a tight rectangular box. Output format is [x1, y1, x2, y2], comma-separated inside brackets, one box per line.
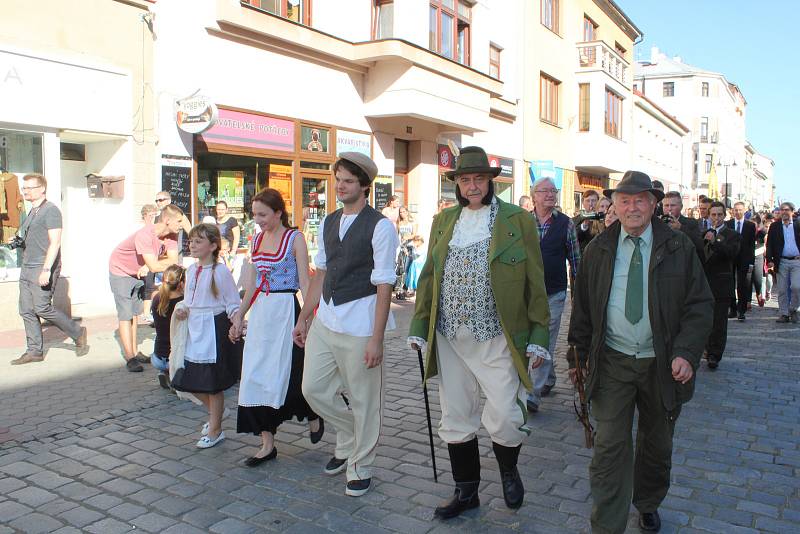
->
[1, 298, 799, 533]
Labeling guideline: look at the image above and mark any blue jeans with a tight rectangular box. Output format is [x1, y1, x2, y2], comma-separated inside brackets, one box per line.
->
[527, 290, 567, 407]
[151, 353, 169, 373]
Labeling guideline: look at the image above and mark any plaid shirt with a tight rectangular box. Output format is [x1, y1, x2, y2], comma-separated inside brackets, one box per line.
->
[533, 210, 581, 281]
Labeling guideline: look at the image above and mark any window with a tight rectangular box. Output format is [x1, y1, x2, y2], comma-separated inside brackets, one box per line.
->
[605, 88, 622, 138]
[429, 1, 471, 65]
[578, 83, 590, 131]
[540, 73, 560, 125]
[242, 0, 311, 25]
[663, 82, 674, 97]
[373, 0, 393, 39]
[701, 81, 709, 97]
[489, 44, 501, 79]
[705, 154, 713, 174]
[583, 15, 597, 41]
[60, 142, 86, 161]
[541, 0, 559, 34]
[700, 117, 708, 142]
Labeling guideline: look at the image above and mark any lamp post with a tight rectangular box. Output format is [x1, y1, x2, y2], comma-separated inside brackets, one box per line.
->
[717, 159, 737, 209]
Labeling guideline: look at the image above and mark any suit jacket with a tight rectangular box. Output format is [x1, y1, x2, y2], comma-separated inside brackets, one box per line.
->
[766, 219, 800, 272]
[726, 218, 756, 267]
[409, 198, 550, 390]
[703, 226, 741, 298]
[567, 217, 713, 411]
[678, 215, 704, 260]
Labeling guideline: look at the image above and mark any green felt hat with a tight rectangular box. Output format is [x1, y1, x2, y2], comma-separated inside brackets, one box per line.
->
[445, 146, 502, 180]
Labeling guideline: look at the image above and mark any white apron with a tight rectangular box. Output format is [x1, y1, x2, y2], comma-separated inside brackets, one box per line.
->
[237, 292, 295, 408]
[169, 302, 202, 406]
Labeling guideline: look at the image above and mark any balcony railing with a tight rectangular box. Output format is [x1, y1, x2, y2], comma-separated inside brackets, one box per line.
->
[576, 40, 629, 88]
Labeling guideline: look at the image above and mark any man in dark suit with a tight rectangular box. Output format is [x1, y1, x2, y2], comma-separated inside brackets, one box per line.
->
[704, 201, 741, 369]
[726, 201, 756, 321]
[663, 191, 704, 259]
[766, 202, 800, 323]
[697, 197, 712, 232]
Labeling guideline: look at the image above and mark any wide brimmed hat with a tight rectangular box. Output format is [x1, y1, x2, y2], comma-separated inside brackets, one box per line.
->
[338, 152, 378, 182]
[445, 146, 502, 179]
[603, 171, 665, 202]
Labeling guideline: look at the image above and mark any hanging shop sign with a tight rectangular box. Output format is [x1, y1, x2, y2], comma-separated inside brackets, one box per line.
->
[175, 95, 218, 134]
[200, 108, 295, 152]
[488, 155, 514, 178]
[437, 144, 455, 170]
[336, 129, 371, 156]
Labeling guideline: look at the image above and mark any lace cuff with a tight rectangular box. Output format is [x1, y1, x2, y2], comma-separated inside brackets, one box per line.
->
[407, 336, 427, 353]
[526, 343, 551, 361]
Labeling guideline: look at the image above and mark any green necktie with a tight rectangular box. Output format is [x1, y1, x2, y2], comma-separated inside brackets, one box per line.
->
[625, 236, 643, 324]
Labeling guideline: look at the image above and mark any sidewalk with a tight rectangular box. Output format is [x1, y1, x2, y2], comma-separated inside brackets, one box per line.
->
[1, 298, 799, 533]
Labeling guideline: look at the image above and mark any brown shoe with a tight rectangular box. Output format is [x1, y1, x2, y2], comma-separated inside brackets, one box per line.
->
[74, 326, 89, 357]
[11, 352, 44, 365]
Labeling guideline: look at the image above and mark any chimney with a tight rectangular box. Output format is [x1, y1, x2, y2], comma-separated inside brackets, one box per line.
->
[650, 46, 660, 63]
[673, 56, 682, 63]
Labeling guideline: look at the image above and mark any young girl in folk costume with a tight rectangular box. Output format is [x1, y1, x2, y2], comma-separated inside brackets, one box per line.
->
[150, 264, 185, 390]
[230, 188, 322, 466]
[172, 223, 243, 449]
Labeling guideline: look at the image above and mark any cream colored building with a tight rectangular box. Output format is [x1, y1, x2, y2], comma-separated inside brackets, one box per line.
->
[523, 0, 641, 213]
[0, 0, 156, 325]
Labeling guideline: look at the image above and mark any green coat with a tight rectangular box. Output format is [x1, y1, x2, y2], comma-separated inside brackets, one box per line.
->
[409, 198, 550, 390]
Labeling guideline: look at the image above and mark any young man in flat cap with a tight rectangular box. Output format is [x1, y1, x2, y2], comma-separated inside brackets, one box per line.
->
[293, 152, 399, 497]
[568, 171, 713, 533]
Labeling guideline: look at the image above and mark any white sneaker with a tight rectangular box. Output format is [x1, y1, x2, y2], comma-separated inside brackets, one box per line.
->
[196, 432, 225, 449]
[201, 407, 231, 436]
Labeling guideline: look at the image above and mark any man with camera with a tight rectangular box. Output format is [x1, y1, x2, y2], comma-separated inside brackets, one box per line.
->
[574, 190, 606, 253]
[703, 201, 741, 370]
[662, 192, 703, 258]
[12, 173, 88, 365]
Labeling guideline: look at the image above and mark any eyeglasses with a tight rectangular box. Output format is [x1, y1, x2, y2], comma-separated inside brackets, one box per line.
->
[535, 189, 560, 195]
[22, 185, 43, 191]
[155, 198, 169, 203]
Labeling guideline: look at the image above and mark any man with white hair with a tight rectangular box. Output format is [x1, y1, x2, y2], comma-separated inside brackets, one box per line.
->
[527, 177, 580, 413]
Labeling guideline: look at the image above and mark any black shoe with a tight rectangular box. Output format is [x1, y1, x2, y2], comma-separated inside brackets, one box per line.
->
[500, 467, 524, 509]
[727, 310, 737, 319]
[791, 311, 799, 324]
[134, 352, 151, 364]
[244, 447, 277, 467]
[157, 373, 171, 390]
[345, 478, 371, 497]
[526, 400, 539, 413]
[707, 358, 719, 370]
[324, 456, 347, 475]
[434, 481, 480, 519]
[540, 384, 553, 397]
[126, 358, 144, 372]
[776, 315, 791, 323]
[309, 418, 324, 444]
[737, 313, 746, 322]
[639, 510, 661, 532]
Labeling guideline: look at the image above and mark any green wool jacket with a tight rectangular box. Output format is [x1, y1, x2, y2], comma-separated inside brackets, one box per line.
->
[567, 217, 714, 412]
[408, 198, 550, 391]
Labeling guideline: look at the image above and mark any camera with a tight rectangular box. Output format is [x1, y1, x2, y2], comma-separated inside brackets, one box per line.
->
[7, 235, 25, 250]
[660, 215, 675, 224]
[578, 211, 605, 222]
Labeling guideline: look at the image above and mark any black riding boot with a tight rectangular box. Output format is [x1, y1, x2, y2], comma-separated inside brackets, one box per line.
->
[434, 438, 481, 519]
[493, 442, 524, 509]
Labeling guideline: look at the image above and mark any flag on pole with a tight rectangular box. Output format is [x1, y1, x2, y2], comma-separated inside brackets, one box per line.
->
[707, 152, 719, 200]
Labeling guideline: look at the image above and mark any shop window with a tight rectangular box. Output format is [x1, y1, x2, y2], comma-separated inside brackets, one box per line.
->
[301, 126, 330, 154]
[241, 0, 311, 26]
[373, 0, 393, 39]
[540, 73, 560, 126]
[0, 130, 43, 174]
[429, 0, 471, 65]
[578, 83, 590, 131]
[605, 88, 623, 139]
[60, 143, 86, 162]
[541, 0, 559, 35]
[302, 176, 327, 261]
[494, 180, 513, 204]
[489, 44, 501, 79]
[439, 174, 456, 205]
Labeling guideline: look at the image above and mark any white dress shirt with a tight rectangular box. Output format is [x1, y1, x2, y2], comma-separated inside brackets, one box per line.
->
[314, 214, 399, 337]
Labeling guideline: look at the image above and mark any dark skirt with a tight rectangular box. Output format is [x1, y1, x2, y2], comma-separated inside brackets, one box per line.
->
[172, 312, 243, 394]
[237, 296, 319, 435]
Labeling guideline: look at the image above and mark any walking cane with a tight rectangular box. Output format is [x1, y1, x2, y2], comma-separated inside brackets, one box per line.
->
[416, 347, 438, 482]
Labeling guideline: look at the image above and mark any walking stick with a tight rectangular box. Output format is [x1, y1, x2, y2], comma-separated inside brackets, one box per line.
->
[416, 347, 438, 482]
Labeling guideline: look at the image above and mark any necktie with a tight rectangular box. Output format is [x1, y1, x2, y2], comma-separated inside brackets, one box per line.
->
[736, 221, 742, 234]
[625, 236, 643, 324]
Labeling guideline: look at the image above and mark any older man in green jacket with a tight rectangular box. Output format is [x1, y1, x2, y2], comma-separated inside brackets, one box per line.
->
[409, 146, 549, 519]
[568, 171, 713, 534]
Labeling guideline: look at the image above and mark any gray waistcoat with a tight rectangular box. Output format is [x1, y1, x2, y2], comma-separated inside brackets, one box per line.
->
[322, 205, 384, 306]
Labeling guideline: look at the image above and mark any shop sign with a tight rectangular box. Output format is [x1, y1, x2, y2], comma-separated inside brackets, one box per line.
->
[175, 95, 218, 134]
[529, 160, 563, 190]
[336, 129, 371, 156]
[488, 155, 514, 178]
[438, 145, 455, 169]
[373, 175, 393, 210]
[201, 108, 295, 152]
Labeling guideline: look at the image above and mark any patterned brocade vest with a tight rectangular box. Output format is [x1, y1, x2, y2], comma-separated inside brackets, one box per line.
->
[436, 202, 503, 342]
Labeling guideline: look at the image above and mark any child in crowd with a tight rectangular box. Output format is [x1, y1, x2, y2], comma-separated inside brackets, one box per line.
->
[150, 264, 185, 390]
[404, 235, 426, 297]
[172, 223, 243, 449]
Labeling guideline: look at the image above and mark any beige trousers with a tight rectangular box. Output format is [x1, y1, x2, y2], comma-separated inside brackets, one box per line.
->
[302, 321, 384, 481]
[435, 325, 529, 447]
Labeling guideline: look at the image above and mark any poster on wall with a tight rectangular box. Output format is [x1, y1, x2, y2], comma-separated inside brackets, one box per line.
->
[217, 170, 244, 220]
[336, 129, 371, 156]
[301, 126, 330, 153]
[269, 164, 294, 224]
[529, 160, 563, 190]
[373, 175, 393, 210]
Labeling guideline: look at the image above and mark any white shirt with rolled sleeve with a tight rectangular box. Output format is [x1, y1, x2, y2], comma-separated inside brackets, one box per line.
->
[314, 214, 399, 337]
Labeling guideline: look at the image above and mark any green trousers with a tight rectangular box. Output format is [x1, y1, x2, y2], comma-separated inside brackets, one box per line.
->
[589, 347, 680, 534]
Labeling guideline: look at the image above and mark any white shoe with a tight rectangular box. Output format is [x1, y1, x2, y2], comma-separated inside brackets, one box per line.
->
[196, 432, 225, 449]
[201, 407, 231, 436]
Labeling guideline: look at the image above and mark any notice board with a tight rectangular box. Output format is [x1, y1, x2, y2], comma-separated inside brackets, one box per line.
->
[161, 165, 192, 220]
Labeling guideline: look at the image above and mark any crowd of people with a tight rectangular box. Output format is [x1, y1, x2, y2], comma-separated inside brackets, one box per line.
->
[10, 147, 800, 532]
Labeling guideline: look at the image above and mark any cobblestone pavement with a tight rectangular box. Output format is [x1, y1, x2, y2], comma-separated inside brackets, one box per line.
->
[1, 297, 799, 533]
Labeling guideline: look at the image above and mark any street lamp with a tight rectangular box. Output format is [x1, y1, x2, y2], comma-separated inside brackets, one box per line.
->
[717, 159, 737, 209]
